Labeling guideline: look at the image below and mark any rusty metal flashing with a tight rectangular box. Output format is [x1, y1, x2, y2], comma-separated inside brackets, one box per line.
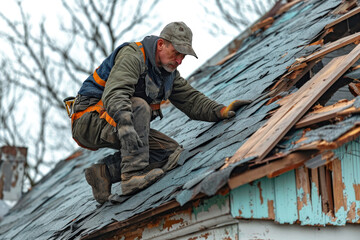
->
[82, 194, 233, 240]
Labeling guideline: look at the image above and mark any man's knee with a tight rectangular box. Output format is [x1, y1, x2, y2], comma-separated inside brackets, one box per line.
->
[131, 97, 151, 117]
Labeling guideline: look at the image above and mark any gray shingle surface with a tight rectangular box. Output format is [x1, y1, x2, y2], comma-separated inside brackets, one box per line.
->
[2, 0, 358, 239]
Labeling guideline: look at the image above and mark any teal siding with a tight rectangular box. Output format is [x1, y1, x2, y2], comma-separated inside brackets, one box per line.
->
[274, 170, 298, 224]
[231, 170, 298, 224]
[230, 176, 275, 219]
[230, 138, 360, 226]
[334, 138, 360, 224]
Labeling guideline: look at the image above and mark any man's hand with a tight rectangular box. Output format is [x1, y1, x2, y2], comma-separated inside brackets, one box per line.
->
[117, 111, 143, 151]
[219, 100, 252, 119]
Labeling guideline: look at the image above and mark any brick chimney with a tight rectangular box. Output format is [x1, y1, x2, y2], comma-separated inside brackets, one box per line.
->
[0, 146, 27, 201]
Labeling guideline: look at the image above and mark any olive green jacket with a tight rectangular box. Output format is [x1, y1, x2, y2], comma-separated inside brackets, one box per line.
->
[102, 42, 224, 124]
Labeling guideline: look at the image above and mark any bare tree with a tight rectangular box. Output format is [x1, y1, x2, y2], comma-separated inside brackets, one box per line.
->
[203, 0, 278, 35]
[0, 0, 161, 188]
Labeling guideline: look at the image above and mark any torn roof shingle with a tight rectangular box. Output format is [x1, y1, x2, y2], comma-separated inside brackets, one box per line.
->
[2, 0, 360, 239]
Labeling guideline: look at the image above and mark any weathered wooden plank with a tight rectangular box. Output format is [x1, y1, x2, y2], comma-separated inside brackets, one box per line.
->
[319, 166, 334, 216]
[332, 158, 347, 225]
[276, 0, 302, 16]
[251, 17, 274, 32]
[310, 168, 326, 225]
[333, 138, 360, 223]
[228, 151, 314, 190]
[349, 82, 360, 96]
[295, 99, 357, 128]
[225, 44, 360, 169]
[325, 6, 360, 29]
[331, 0, 358, 15]
[296, 166, 312, 225]
[290, 32, 360, 71]
[269, 60, 318, 99]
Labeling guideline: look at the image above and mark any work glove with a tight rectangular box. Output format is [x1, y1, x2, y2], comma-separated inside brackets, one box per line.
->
[117, 111, 143, 151]
[219, 100, 252, 119]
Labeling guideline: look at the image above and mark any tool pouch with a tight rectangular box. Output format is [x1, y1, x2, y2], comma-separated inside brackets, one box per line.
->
[63, 97, 75, 118]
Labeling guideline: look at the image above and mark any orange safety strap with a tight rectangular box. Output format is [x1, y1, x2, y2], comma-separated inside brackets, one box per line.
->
[71, 100, 117, 127]
[135, 42, 146, 62]
[92, 42, 145, 88]
[93, 67, 106, 87]
[150, 103, 160, 111]
[73, 42, 146, 127]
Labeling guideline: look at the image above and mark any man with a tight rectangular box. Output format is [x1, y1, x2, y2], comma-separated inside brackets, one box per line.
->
[71, 22, 250, 204]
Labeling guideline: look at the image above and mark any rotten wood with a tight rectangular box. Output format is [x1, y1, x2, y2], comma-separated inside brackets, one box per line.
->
[216, 51, 237, 66]
[296, 166, 311, 213]
[325, 6, 360, 29]
[269, 60, 313, 96]
[269, 60, 318, 101]
[276, 0, 303, 16]
[331, 0, 358, 15]
[224, 44, 360, 169]
[295, 99, 358, 128]
[349, 82, 360, 96]
[289, 32, 360, 71]
[332, 158, 347, 214]
[318, 126, 360, 149]
[250, 17, 274, 33]
[319, 166, 334, 215]
[228, 151, 315, 190]
[352, 64, 360, 71]
[311, 168, 320, 196]
[293, 126, 360, 154]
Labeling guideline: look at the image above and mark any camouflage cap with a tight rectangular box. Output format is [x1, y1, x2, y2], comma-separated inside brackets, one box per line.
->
[160, 22, 198, 59]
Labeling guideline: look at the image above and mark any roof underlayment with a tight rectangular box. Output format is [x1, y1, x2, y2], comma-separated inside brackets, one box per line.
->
[2, 0, 360, 239]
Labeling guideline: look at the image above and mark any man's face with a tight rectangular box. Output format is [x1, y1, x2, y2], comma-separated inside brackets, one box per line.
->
[157, 40, 186, 73]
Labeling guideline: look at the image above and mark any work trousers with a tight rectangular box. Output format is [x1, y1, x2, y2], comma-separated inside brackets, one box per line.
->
[72, 97, 181, 183]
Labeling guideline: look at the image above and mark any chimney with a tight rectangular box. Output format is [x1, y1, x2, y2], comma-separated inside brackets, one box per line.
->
[0, 146, 27, 202]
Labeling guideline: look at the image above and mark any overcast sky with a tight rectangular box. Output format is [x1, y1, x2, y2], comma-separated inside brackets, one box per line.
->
[3, 0, 241, 78]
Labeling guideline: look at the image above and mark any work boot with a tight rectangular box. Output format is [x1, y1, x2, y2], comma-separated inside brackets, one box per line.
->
[85, 163, 111, 204]
[121, 168, 164, 195]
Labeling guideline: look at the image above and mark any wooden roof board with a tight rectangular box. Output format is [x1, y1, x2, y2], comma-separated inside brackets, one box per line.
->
[225, 44, 360, 168]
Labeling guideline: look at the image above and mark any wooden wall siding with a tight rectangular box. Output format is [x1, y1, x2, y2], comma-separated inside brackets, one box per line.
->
[230, 138, 360, 226]
[333, 138, 360, 224]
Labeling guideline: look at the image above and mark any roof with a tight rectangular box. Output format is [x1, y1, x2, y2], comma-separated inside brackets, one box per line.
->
[2, 0, 360, 239]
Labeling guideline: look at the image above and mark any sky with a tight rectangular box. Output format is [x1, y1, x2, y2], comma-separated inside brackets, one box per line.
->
[2, 0, 240, 78]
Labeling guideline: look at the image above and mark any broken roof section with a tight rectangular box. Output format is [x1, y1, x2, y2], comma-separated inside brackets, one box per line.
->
[1, 0, 360, 239]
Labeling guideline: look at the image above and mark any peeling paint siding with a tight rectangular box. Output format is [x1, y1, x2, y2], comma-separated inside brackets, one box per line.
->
[230, 176, 275, 219]
[309, 182, 327, 225]
[230, 139, 360, 226]
[231, 171, 299, 224]
[136, 194, 235, 240]
[274, 170, 298, 224]
[333, 138, 360, 223]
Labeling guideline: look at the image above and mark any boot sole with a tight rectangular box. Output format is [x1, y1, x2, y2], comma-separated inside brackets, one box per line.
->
[85, 165, 111, 204]
[121, 169, 164, 195]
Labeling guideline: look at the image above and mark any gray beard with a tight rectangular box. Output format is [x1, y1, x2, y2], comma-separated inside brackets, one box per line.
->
[162, 64, 176, 73]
